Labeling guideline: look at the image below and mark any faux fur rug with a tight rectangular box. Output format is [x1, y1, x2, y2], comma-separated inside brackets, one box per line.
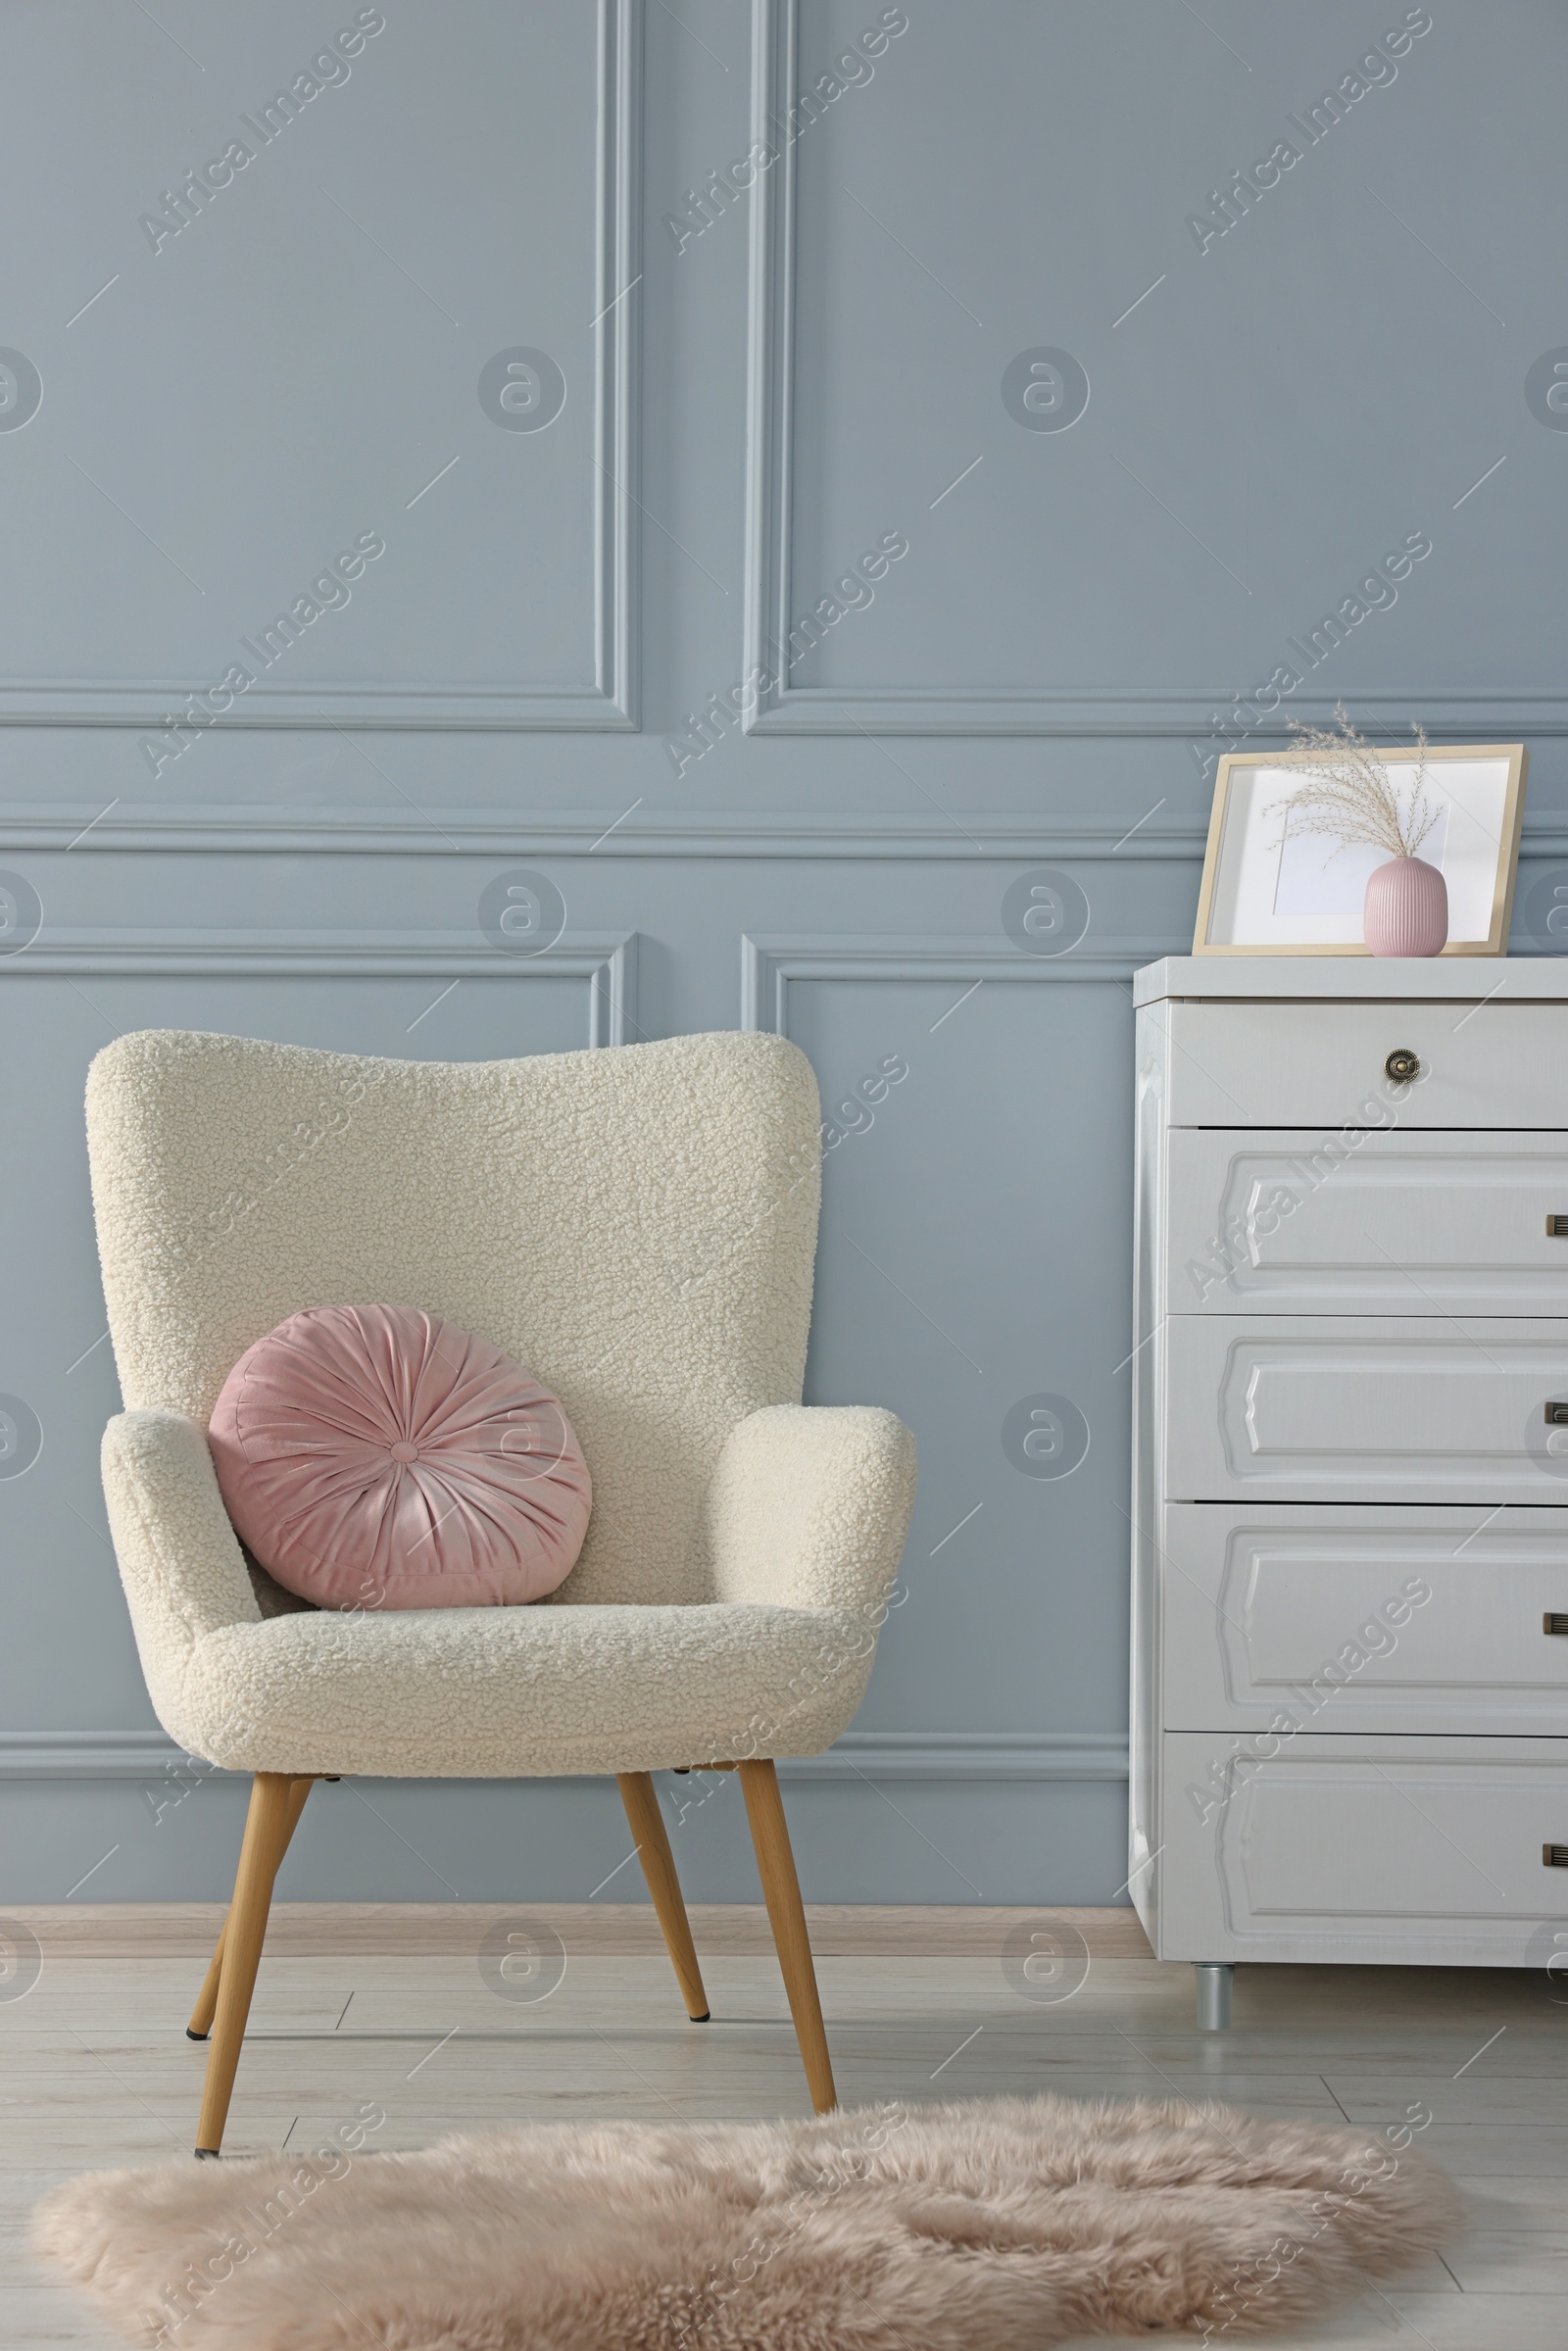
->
[34, 2095, 1460, 2351]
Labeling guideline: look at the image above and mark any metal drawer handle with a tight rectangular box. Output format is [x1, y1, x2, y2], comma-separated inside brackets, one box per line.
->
[1551, 1216, 1568, 1238]
[1547, 1404, 1568, 1427]
[1546, 1614, 1568, 1637]
[1385, 1048, 1421, 1083]
[1546, 1845, 1568, 1869]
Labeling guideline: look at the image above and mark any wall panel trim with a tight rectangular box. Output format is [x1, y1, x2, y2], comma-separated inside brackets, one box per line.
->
[0, 0, 642, 733]
[8, 806, 1568, 859]
[0, 930, 639, 1049]
[0, 1729, 1129, 1784]
[0, 804, 1211, 858]
[740, 931, 1160, 1793]
[742, 0, 1568, 738]
[741, 933, 1183, 1032]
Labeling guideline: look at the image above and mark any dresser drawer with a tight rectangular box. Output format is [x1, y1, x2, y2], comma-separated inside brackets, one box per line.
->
[1161, 1504, 1568, 1733]
[1166, 1129, 1568, 1314]
[1164, 1002, 1568, 1128]
[1158, 1734, 1568, 1963]
[1165, 1315, 1568, 1503]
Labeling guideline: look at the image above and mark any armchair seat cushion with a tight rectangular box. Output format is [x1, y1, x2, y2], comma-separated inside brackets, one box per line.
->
[175, 1599, 877, 1780]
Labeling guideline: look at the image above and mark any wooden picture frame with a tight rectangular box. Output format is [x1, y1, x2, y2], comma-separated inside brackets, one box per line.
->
[1193, 741, 1528, 956]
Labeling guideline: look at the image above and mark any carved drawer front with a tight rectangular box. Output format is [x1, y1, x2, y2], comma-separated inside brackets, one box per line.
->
[1161, 1504, 1568, 1734]
[1164, 1003, 1567, 1128]
[1165, 1130, 1568, 1315]
[1166, 1315, 1568, 1503]
[1159, 1734, 1568, 1964]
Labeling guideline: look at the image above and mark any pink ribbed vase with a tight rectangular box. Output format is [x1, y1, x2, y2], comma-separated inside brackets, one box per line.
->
[1363, 855, 1447, 956]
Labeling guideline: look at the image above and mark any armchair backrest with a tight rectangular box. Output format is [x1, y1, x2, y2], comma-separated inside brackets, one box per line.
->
[86, 1029, 821, 1604]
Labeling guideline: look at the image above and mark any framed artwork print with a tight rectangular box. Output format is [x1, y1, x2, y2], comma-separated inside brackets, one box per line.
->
[1193, 741, 1528, 956]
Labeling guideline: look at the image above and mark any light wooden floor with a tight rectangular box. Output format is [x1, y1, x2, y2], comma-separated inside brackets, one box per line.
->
[5, 1905, 1565, 2348]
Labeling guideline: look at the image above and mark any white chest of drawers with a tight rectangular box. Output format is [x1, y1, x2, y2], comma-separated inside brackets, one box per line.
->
[1131, 958, 1568, 2024]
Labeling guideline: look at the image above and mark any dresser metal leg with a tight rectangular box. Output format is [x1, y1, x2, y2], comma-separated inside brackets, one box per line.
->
[1195, 1962, 1233, 2031]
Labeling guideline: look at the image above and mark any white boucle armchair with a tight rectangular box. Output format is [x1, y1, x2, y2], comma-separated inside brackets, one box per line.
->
[86, 1027, 916, 2154]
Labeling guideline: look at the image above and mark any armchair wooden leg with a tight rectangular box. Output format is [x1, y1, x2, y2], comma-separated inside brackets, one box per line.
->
[616, 1772, 710, 2021]
[739, 1759, 837, 2114]
[187, 1776, 315, 2042]
[194, 1773, 293, 2157]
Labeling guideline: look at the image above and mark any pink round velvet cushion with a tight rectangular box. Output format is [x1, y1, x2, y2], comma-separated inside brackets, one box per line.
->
[208, 1305, 592, 1610]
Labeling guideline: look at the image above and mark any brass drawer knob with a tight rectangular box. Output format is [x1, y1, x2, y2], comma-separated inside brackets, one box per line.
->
[1385, 1048, 1421, 1083]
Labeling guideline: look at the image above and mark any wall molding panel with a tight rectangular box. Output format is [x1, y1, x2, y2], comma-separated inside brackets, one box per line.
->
[787, 1732, 1129, 1784]
[746, 695, 1568, 743]
[742, 0, 1568, 738]
[590, 0, 645, 732]
[8, 804, 1568, 863]
[0, 0, 643, 734]
[0, 804, 1211, 860]
[741, 933, 1185, 1034]
[0, 930, 639, 1049]
[0, 1729, 1129, 1785]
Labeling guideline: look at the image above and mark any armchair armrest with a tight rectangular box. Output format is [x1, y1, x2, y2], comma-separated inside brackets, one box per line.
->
[101, 1410, 261, 1736]
[694, 1403, 917, 1614]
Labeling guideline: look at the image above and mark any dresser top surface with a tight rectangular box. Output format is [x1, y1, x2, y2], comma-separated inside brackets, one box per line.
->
[1134, 955, 1568, 1007]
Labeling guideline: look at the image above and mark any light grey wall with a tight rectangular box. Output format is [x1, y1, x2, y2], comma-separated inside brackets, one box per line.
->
[1, 0, 1564, 1906]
